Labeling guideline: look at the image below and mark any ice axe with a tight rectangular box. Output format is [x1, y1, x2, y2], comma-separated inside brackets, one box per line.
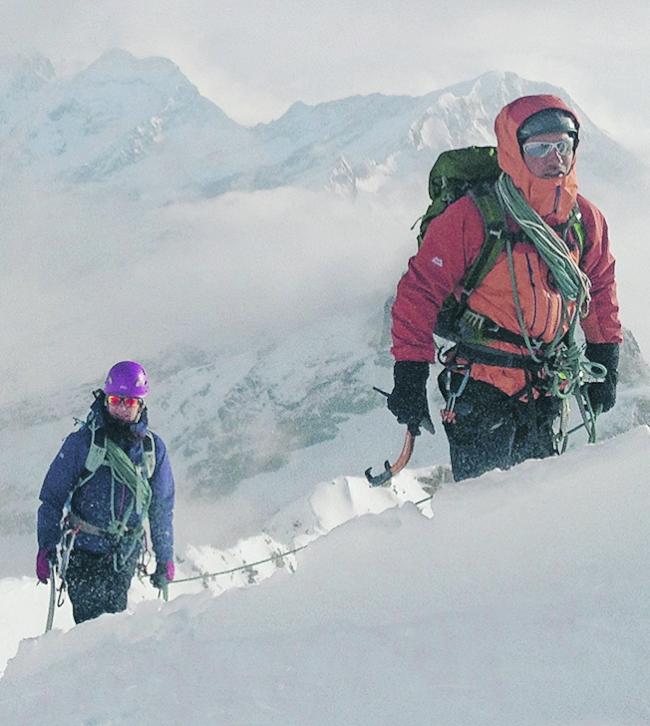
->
[365, 387, 426, 486]
[45, 561, 56, 633]
[365, 426, 417, 486]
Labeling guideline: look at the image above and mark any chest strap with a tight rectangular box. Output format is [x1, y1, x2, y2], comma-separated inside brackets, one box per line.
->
[456, 307, 553, 351]
[66, 511, 137, 538]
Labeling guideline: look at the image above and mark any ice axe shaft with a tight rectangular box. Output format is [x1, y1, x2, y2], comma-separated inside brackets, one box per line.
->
[45, 562, 56, 633]
[365, 428, 416, 486]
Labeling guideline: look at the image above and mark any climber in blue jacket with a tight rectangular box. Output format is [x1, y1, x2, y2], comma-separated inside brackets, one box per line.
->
[36, 361, 175, 623]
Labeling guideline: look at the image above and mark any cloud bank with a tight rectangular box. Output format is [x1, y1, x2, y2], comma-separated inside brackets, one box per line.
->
[1, 181, 416, 403]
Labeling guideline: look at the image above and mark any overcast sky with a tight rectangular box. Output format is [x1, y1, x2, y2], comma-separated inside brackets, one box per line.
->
[1, 0, 648, 142]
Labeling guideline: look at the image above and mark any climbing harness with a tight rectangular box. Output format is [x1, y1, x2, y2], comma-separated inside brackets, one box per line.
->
[67, 415, 155, 573]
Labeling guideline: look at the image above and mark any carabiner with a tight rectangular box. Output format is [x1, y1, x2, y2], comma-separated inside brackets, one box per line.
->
[441, 367, 470, 424]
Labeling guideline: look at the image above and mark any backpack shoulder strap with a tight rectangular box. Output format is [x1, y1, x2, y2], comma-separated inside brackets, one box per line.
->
[461, 184, 508, 300]
[68, 418, 107, 501]
[78, 422, 156, 488]
[568, 204, 586, 257]
[81, 420, 106, 480]
[143, 432, 156, 479]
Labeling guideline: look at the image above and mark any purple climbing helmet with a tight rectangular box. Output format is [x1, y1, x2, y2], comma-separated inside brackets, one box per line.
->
[103, 361, 150, 398]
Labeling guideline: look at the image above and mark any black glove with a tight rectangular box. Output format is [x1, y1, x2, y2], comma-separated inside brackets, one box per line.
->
[584, 342, 620, 413]
[387, 361, 434, 435]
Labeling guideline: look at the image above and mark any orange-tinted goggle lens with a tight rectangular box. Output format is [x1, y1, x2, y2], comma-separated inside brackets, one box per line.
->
[106, 395, 141, 408]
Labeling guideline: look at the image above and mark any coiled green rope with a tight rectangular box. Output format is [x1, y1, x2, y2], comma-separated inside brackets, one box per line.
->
[495, 173, 592, 315]
[495, 173, 606, 407]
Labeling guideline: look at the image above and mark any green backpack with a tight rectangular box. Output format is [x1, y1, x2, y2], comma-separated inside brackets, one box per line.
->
[417, 145, 501, 247]
[416, 145, 585, 343]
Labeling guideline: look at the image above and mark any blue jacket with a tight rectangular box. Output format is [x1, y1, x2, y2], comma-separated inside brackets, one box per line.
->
[37, 397, 175, 563]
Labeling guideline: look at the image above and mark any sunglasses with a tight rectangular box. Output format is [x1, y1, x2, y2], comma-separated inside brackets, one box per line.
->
[522, 138, 573, 158]
[106, 394, 142, 408]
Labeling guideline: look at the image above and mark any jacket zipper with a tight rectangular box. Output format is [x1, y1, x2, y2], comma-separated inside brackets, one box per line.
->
[553, 185, 561, 215]
[525, 252, 538, 334]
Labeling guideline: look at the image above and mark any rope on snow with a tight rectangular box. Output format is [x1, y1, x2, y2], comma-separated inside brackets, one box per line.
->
[169, 493, 437, 586]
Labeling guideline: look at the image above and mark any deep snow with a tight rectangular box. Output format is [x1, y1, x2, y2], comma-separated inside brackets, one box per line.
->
[1, 427, 649, 725]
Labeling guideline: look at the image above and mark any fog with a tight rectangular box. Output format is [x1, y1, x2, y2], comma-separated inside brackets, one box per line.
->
[3, 165, 648, 409]
[1, 181, 418, 403]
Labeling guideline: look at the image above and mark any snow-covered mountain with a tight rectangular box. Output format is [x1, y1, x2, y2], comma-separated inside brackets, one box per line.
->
[254, 71, 638, 198]
[0, 50, 640, 203]
[0, 50, 253, 201]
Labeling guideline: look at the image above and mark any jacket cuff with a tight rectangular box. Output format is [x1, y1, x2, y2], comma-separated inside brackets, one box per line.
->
[585, 342, 619, 373]
[394, 361, 430, 384]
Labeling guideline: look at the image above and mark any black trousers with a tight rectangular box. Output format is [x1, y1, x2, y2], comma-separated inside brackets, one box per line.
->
[439, 371, 561, 481]
[66, 548, 139, 624]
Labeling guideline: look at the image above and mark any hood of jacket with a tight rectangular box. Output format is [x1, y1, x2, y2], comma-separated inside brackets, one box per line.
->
[494, 94, 580, 224]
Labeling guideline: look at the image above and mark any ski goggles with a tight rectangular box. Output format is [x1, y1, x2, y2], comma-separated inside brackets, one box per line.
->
[106, 394, 143, 408]
[522, 138, 573, 158]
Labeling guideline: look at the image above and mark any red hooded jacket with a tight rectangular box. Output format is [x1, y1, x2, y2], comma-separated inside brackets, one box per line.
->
[391, 95, 622, 396]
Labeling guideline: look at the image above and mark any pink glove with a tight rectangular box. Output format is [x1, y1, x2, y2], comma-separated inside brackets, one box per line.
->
[165, 561, 175, 581]
[36, 548, 52, 584]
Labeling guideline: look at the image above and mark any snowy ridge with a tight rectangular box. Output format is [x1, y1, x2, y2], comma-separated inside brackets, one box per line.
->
[0, 52, 639, 202]
[0, 457, 448, 676]
[1, 427, 649, 724]
[179, 464, 447, 594]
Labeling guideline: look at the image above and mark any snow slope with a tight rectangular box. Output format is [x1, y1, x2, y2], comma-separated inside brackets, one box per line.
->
[1, 427, 649, 725]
